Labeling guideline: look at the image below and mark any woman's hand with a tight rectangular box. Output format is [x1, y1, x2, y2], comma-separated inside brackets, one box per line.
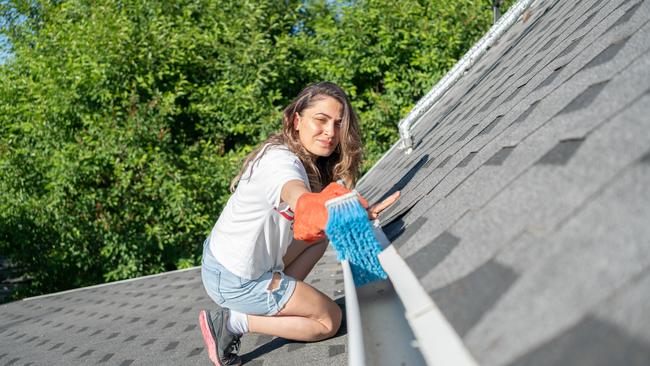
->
[367, 191, 400, 220]
[293, 182, 354, 243]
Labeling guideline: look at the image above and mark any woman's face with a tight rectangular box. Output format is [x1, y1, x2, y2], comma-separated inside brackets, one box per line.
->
[294, 96, 343, 157]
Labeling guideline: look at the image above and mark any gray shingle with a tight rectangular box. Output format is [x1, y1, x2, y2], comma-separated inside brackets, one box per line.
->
[535, 65, 564, 90]
[535, 138, 584, 165]
[4, 1, 649, 365]
[594, 269, 650, 344]
[584, 35, 632, 69]
[359, 2, 650, 364]
[466, 162, 650, 365]
[430, 260, 518, 337]
[507, 316, 650, 366]
[456, 152, 478, 168]
[485, 146, 516, 166]
[612, 1, 642, 28]
[0, 247, 348, 366]
[556, 80, 610, 116]
[404, 231, 460, 278]
[479, 115, 503, 136]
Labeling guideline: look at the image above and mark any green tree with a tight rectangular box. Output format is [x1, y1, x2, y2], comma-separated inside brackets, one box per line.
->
[293, 0, 516, 169]
[1, 0, 512, 301]
[0, 0, 304, 299]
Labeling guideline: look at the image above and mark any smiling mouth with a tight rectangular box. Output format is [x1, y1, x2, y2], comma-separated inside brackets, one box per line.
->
[316, 139, 333, 147]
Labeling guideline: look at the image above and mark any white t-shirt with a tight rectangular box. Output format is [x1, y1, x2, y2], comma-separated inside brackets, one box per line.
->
[208, 144, 310, 279]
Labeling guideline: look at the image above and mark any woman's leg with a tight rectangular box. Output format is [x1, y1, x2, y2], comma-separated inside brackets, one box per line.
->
[282, 238, 328, 281]
[247, 276, 342, 341]
[246, 238, 340, 341]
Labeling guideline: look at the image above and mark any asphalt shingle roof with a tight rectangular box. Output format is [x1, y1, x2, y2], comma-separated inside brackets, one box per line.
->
[2, 0, 649, 365]
[358, 0, 650, 364]
[0, 247, 348, 365]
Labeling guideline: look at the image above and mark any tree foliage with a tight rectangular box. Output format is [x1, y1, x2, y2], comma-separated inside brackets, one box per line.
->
[0, 0, 513, 300]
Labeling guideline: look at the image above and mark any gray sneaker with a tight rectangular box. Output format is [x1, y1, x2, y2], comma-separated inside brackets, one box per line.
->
[199, 308, 242, 366]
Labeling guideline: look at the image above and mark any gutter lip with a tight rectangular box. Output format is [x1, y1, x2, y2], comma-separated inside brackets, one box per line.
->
[341, 221, 478, 365]
[377, 244, 479, 366]
[341, 220, 427, 366]
[341, 258, 366, 366]
[339, 221, 395, 366]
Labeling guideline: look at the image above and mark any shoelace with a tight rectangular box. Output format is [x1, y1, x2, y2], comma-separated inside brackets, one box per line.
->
[221, 337, 241, 366]
[226, 336, 241, 355]
[223, 352, 241, 366]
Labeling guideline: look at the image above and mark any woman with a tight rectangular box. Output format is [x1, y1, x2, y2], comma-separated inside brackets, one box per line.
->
[199, 82, 399, 366]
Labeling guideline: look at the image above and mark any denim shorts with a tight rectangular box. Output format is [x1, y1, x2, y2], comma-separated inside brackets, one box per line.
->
[201, 239, 297, 316]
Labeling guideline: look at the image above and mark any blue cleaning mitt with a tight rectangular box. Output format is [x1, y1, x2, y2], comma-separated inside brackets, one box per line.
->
[325, 193, 387, 286]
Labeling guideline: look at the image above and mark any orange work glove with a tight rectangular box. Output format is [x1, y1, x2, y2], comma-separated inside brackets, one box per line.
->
[293, 182, 368, 243]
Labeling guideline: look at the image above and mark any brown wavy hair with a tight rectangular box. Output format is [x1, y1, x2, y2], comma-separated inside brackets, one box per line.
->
[231, 82, 362, 192]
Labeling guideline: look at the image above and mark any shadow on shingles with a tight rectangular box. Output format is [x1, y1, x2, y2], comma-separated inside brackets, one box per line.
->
[382, 215, 406, 242]
[240, 337, 292, 364]
[335, 296, 348, 337]
[240, 296, 348, 364]
[377, 154, 429, 203]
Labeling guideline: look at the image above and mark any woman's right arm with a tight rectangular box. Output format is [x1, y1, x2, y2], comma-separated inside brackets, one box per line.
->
[280, 179, 311, 212]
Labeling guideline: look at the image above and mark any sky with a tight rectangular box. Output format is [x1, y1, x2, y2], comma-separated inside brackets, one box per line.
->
[0, 35, 9, 65]
[0, 10, 15, 65]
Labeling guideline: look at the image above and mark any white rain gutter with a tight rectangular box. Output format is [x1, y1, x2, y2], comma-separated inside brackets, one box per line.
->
[377, 247, 478, 366]
[341, 221, 427, 366]
[374, 224, 478, 366]
[342, 221, 478, 365]
[396, 0, 537, 155]
[341, 258, 366, 366]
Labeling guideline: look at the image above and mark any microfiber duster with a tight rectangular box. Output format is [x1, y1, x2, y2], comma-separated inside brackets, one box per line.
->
[325, 192, 387, 286]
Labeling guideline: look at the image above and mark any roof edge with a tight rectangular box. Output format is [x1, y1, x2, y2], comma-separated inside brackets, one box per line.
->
[21, 266, 200, 302]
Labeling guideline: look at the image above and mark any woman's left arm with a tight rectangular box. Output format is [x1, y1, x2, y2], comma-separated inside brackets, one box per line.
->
[367, 191, 401, 220]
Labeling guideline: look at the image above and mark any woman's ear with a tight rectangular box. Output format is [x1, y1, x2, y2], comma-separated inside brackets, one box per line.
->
[293, 112, 300, 131]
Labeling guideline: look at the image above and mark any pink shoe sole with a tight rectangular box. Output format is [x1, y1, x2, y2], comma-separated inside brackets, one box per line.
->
[199, 310, 220, 366]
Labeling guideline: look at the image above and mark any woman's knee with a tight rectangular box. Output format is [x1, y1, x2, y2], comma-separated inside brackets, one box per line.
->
[328, 305, 343, 337]
[278, 282, 342, 339]
[318, 302, 342, 339]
